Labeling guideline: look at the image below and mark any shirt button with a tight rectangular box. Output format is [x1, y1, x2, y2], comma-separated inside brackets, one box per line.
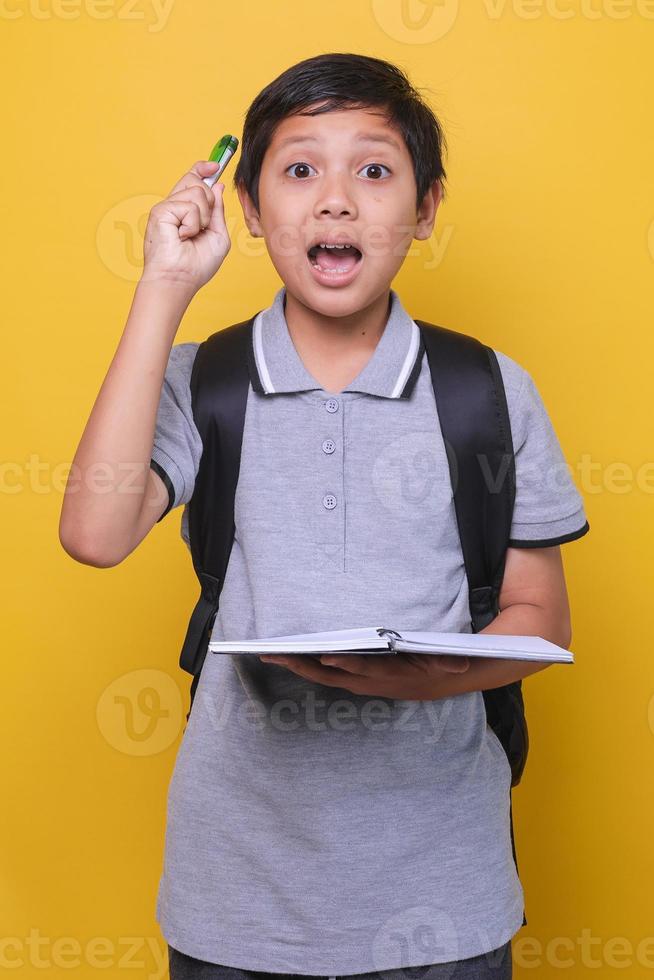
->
[322, 439, 336, 454]
[322, 493, 337, 510]
[325, 398, 339, 413]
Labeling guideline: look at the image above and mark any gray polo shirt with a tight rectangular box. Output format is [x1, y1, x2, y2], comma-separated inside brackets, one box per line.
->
[151, 285, 589, 975]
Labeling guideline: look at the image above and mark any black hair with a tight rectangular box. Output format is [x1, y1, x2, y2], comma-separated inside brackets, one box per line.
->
[232, 52, 448, 215]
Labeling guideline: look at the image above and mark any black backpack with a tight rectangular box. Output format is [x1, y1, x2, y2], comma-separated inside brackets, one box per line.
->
[159, 312, 528, 925]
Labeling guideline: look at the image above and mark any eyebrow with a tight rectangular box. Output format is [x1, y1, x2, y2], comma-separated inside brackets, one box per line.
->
[275, 132, 402, 152]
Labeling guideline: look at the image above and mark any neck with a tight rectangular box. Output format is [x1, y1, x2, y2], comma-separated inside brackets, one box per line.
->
[282, 288, 393, 395]
[283, 288, 392, 361]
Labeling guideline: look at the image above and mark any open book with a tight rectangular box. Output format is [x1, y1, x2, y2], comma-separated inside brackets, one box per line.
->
[208, 626, 573, 664]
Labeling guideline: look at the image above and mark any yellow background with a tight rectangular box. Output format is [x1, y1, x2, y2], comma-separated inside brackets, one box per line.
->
[3, 1, 653, 976]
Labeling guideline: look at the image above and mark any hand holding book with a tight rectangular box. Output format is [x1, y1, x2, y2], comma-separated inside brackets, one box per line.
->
[208, 626, 573, 702]
[209, 625, 573, 663]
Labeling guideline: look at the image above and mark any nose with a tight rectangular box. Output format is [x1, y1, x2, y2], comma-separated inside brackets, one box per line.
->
[313, 172, 358, 219]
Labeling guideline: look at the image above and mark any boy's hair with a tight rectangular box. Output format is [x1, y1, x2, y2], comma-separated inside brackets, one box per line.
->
[233, 52, 448, 215]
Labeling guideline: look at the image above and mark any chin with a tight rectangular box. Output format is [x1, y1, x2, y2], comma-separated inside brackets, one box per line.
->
[287, 283, 376, 319]
[280, 264, 392, 318]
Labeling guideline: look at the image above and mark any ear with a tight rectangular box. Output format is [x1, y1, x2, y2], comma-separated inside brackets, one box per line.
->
[414, 179, 444, 242]
[236, 181, 264, 238]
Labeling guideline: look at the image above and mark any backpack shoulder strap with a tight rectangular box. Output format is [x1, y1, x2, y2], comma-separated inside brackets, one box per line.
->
[178, 315, 257, 683]
[415, 319, 516, 630]
[416, 319, 528, 794]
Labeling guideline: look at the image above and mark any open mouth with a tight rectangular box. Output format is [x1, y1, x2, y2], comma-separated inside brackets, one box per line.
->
[307, 243, 363, 276]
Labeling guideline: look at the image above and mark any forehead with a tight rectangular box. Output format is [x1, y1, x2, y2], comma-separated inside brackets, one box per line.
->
[267, 106, 406, 155]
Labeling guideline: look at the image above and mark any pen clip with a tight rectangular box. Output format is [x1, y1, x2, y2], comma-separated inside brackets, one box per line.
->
[376, 628, 401, 652]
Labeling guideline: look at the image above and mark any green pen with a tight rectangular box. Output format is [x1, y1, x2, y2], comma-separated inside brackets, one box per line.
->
[203, 134, 239, 188]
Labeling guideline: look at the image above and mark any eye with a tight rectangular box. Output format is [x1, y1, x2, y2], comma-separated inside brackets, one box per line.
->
[286, 162, 316, 179]
[358, 163, 391, 180]
[285, 162, 392, 180]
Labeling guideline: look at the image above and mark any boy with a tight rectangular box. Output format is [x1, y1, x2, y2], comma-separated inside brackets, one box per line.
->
[60, 53, 589, 980]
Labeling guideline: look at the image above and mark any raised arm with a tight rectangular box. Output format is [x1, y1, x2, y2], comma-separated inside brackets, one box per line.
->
[59, 159, 230, 567]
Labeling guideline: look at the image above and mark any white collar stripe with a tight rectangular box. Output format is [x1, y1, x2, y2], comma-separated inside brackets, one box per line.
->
[253, 312, 275, 394]
[391, 320, 421, 398]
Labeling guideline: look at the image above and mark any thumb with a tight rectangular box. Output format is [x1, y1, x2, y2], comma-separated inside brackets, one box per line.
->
[194, 159, 220, 179]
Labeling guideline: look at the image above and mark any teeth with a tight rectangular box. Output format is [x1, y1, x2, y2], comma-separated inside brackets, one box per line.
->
[319, 243, 352, 249]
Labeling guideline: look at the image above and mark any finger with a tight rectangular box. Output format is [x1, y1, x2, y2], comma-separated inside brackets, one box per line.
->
[149, 199, 203, 242]
[259, 655, 355, 688]
[169, 184, 213, 228]
[434, 654, 470, 673]
[177, 201, 203, 241]
[169, 181, 214, 203]
[167, 160, 220, 198]
[318, 653, 391, 674]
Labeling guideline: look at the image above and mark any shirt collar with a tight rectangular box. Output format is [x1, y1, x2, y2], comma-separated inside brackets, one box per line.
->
[247, 285, 425, 399]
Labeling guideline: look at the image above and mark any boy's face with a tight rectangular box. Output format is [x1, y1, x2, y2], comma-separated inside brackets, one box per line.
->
[237, 105, 442, 318]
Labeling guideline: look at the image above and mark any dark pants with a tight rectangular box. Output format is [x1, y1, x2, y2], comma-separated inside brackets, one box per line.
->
[168, 941, 512, 980]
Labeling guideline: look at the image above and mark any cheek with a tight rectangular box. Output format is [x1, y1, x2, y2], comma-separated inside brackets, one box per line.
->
[263, 218, 306, 264]
[367, 214, 414, 261]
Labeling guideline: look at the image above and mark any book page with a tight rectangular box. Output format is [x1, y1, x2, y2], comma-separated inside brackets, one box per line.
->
[209, 625, 389, 654]
[396, 631, 572, 663]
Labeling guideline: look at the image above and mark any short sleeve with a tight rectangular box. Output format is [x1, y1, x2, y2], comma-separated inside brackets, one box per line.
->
[494, 350, 590, 548]
[150, 342, 203, 523]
